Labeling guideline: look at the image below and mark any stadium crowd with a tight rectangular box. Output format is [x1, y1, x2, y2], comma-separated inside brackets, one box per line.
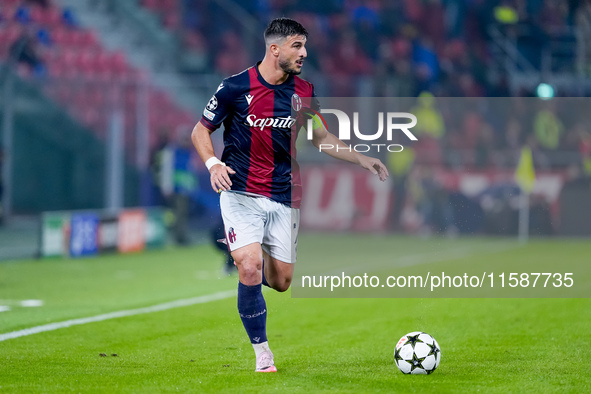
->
[176, 0, 586, 95]
[2, 0, 590, 237]
[1, 0, 590, 174]
[172, 0, 591, 171]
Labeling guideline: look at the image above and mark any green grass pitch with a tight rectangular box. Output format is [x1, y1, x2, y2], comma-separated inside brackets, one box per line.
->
[0, 235, 590, 393]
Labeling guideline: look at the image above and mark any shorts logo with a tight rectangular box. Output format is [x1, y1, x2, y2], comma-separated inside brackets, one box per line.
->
[228, 227, 236, 243]
[203, 109, 215, 121]
[207, 96, 218, 110]
[291, 93, 302, 111]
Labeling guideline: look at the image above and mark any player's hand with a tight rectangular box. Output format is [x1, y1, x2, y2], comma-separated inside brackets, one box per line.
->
[210, 164, 236, 193]
[358, 156, 389, 182]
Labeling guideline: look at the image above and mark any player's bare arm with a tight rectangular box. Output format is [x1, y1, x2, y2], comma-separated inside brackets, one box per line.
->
[191, 121, 236, 192]
[311, 122, 389, 182]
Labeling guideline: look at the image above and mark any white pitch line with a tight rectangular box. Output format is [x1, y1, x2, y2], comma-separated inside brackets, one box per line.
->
[0, 289, 236, 343]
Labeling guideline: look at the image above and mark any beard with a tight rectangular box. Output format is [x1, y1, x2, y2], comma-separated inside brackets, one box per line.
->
[279, 58, 301, 75]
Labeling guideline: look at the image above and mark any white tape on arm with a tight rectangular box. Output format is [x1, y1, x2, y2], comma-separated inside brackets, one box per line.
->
[205, 157, 225, 171]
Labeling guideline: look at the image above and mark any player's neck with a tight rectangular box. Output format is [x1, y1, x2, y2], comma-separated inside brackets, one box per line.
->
[258, 57, 290, 85]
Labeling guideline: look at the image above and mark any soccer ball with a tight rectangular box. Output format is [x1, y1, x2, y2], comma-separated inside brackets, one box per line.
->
[394, 331, 441, 374]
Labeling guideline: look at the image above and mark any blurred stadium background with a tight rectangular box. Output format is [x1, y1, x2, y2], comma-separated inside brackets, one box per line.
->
[1, 0, 591, 261]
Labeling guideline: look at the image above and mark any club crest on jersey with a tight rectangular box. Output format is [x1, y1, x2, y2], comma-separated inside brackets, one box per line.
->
[291, 93, 302, 111]
[228, 227, 236, 243]
[207, 96, 218, 110]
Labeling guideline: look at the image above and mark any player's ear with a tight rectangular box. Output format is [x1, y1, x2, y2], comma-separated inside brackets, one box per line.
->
[269, 43, 280, 57]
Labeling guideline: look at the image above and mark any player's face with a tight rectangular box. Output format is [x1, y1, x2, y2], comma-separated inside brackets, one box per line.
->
[278, 35, 307, 75]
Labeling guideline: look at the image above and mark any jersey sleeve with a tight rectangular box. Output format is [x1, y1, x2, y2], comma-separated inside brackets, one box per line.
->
[296, 82, 322, 131]
[299, 83, 320, 119]
[310, 84, 320, 112]
[199, 80, 234, 131]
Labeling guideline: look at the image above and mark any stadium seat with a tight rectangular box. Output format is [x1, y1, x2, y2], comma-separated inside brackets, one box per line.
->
[76, 48, 94, 70]
[78, 30, 99, 49]
[37, 7, 62, 28]
[0, 0, 192, 154]
[49, 26, 69, 46]
[0, 23, 22, 46]
[46, 58, 68, 78]
[110, 51, 129, 73]
[28, 6, 44, 24]
[68, 29, 96, 48]
[59, 47, 78, 68]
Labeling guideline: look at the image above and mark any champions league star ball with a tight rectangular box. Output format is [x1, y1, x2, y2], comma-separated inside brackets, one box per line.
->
[394, 332, 441, 374]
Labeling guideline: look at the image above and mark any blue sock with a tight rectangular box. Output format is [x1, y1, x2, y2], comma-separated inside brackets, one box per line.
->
[262, 259, 270, 287]
[237, 282, 268, 344]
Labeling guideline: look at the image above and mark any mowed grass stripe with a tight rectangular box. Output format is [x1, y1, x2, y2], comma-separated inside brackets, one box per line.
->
[0, 290, 236, 342]
[0, 245, 236, 332]
[0, 237, 590, 392]
[1, 295, 589, 392]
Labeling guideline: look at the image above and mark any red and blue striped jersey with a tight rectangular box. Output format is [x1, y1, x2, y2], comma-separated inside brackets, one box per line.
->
[200, 62, 318, 208]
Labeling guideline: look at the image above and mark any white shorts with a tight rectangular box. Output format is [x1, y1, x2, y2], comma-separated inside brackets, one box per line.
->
[219, 191, 300, 264]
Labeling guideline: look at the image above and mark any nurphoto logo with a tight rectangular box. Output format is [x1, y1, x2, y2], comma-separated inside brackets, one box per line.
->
[305, 109, 418, 153]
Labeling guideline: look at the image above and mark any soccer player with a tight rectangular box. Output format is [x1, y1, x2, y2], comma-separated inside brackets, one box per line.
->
[192, 17, 388, 372]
